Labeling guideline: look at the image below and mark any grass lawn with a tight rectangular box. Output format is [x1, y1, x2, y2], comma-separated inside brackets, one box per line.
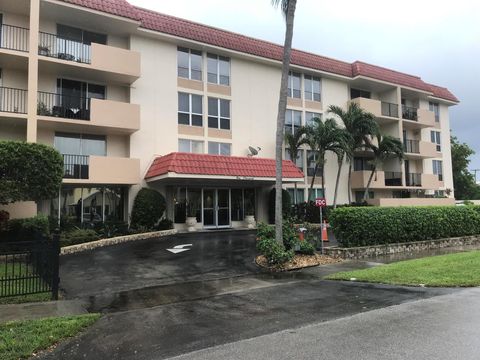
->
[325, 250, 480, 287]
[0, 314, 100, 360]
[0, 263, 51, 305]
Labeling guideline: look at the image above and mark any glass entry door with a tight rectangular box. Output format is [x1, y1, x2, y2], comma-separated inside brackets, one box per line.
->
[203, 189, 231, 228]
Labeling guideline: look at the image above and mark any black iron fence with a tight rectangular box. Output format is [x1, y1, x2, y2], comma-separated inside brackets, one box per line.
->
[38, 31, 91, 64]
[63, 154, 89, 179]
[402, 105, 418, 121]
[0, 234, 60, 300]
[384, 171, 403, 186]
[404, 139, 420, 153]
[37, 91, 91, 120]
[0, 86, 27, 113]
[0, 24, 29, 52]
[381, 102, 399, 118]
[406, 173, 422, 187]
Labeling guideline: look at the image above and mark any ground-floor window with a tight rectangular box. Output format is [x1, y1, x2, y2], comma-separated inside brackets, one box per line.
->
[287, 188, 305, 204]
[355, 191, 373, 203]
[308, 188, 324, 201]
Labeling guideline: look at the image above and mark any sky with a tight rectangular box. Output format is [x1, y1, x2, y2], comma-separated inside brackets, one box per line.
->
[129, 0, 480, 172]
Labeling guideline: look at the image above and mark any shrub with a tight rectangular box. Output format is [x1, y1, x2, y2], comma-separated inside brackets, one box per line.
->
[292, 202, 370, 224]
[130, 188, 166, 230]
[96, 221, 129, 239]
[6, 215, 50, 242]
[0, 210, 9, 232]
[330, 206, 480, 248]
[156, 218, 174, 231]
[256, 219, 297, 250]
[256, 235, 294, 265]
[297, 240, 315, 255]
[268, 189, 291, 224]
[61, 228, 99, 247]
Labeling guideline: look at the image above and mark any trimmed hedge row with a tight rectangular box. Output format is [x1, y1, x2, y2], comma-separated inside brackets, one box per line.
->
[329, 206, 480, 248]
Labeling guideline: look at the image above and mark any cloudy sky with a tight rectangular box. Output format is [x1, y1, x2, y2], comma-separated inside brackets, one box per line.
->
[130, 0, 480, 171]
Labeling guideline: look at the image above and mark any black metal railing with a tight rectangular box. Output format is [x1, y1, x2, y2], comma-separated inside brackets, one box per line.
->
[38, 31, 91, 64]
[37, 91, 91, 120]
[0, 235, 60, 300]
[0, 86, 27, 113]
[381, 102, 399, 118]
[0, 24, 29, 52]
[62, 154, 89, 179]
[406, 173, 422, 187]
[402, 105, 418, 121]
[404, 139, 420, 154]
[384, 171, 403, 186]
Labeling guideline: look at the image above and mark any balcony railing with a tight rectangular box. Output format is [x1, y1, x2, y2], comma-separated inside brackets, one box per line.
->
[384, 171, 403, 186]
[0, 24, 29, 52]
[62, 154, 89, 179]
[0, 86, 27, 114]
[406, 173, 422, 187]
[404, 139, 420, 154]
[402, 105, 418, 121]
[381, 102, 399, 118]
[37, 91, 91, 120]
[38, 31, 91, 64]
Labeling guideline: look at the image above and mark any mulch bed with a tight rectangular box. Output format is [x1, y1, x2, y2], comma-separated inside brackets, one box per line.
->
[255, 253, 342, 272]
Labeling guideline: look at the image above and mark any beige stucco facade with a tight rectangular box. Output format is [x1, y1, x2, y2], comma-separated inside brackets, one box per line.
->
[0, 0, 458, 225]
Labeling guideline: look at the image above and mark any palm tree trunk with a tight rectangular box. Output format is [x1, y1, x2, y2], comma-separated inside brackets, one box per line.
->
[363, 166, 376, 201]
[347, 163, 352, 204]
[321, 162, 326, 200]
[309, 163, 318, 200]
[274, 0, 297, 244]
[294, 181, 297, 204]
[333, 155, 343, 208]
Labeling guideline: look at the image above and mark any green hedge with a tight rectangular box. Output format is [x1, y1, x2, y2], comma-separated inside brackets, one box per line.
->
[329, 206, 480, 247]
[4, 215, 50, 242]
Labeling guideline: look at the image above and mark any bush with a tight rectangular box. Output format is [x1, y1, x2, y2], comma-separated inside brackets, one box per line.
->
[256, 235, 294, 265]
[292, 202, 370, 224]
[61, 228, 100, 247]
[256, 219, 297, 250]
[330, 206, 480, 247]
[130, 188, 166, 230]
[268, 189, 291, 224]
[0, 210, 9, 232]
[6, 215, 50, 242]
[156, 218, 174, 231]
[95, 221, 129, 239]
[297, 240, 315, 255]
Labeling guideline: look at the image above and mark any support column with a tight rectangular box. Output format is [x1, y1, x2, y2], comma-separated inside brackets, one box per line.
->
[26, 0, 40, 142]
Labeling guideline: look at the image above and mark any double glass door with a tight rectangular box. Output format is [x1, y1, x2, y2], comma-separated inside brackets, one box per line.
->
[203, 189, 230, 228]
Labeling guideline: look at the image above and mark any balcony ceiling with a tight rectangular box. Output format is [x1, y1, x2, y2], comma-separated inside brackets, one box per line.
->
[0, 0, 30, 17]
[349, 77, 397, 93]
[0, 51, 28, 71]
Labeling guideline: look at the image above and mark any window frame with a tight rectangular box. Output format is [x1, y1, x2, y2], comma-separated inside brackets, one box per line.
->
[429, 101, 440, 122]
[285, 109, 302, 134]
[305, 111, 321, 127]
[178, 92, 203, 127]
[430, 131, 441, 152]
[306, 150, 322, 177]
[178, 138, 204, 154]
[288, 71, 302, 99]
[304, 74, 321, 102]
[208, 141, 231, 156]
[177, 47, 203, 81]
[207, 53, 230, 86]
[208, 97, 231, 130]
[285, 148, 304, 171]
[433, 160, 444, 181]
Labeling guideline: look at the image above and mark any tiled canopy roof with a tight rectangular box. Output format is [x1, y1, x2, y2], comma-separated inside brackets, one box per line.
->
[145, 153, 304, 180]
[59, 0, 458, 103]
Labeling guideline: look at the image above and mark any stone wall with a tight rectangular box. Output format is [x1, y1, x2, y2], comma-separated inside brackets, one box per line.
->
[60, 229, 177, 255]
[324, 235, 480, 259]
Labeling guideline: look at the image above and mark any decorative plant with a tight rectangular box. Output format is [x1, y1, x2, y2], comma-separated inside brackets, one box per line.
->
[37, 101, 51, 116]
[186, 199, 199, 218]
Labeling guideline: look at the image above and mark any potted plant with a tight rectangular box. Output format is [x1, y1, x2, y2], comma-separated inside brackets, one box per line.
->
[244, 199, 256, 229]
[38, 44, 50, 56]
[185, 199, 198, 232]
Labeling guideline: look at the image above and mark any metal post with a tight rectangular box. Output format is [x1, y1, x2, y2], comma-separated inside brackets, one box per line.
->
[51, 229, 60, 300]
[57, 188, 61, 226]
[102, 188, 105, 223]
[80, 187, 84, 224]
[320, 206, 323, 255]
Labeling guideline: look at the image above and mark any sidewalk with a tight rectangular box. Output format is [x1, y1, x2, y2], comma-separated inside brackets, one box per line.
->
[0, 299, 87, 323]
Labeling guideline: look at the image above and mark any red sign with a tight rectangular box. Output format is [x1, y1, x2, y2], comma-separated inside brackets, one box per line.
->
[315, 197, 326, 208]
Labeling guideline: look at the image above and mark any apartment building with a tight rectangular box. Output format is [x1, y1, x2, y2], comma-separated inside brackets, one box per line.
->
[0, 0, 459, 229]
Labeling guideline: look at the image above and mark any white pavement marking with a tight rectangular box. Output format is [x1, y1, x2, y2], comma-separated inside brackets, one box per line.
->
[167, 244, 193, 254]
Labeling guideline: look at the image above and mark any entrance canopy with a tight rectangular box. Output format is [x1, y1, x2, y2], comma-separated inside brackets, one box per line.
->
[145, 152, 304, 183]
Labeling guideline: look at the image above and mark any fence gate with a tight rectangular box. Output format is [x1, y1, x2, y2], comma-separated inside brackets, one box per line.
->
[0, 234, 60, 300]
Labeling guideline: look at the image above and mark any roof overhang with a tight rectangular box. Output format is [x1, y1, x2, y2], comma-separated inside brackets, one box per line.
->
[146, 172, 304, 184]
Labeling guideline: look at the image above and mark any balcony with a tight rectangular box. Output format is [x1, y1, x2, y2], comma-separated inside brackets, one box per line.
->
[38, 32, 140, 84]
[422, 174, 444, 189]
[403, 139, 420, 154]
[37, 92, 140, 134]
[381, 102, 399, 118]
[349, 97, 399, 121]
[402, 106, 436, 128]
[384, 171, 403, 186]
[351, 170, 385, 189]
[0, 24, 29, 52]
[367, 198, 455, 206]
[0, 86, 27, 115]
[404, 140, 437, 159]
[406, 173, 422, 187]
[62, 154, 140, 185]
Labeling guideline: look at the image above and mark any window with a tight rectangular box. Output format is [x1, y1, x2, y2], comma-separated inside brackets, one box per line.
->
[304, 75, 321, 102]
[55, 78, 105, 117]
[56, 24, 106, 63]
[307, 150, 322, 177]
[308, 188, 324, 201]
[178, 92, 203, 126]
[433, 160, 443, 181]
[208, 97, 230, 130]
[431, 131, 441, 152]
[178, 139, 204, 154]
[57, 24, 107, 45]
[208, 142, 231, 156]
[355, 191, 373, 203]
[288, 188, 305, 204]
[350, 88, 371, 99]
[285, 109, 302, 134]
[285, 148, 304, 171]
[288, 71, 301, 98]
[353, 157, 374, 171]
[207, 53, 230, 85]
[177, 47, 202, 80]
[305, 112, 321, 127]
[429, 102, 440, 122]
[54, 133, 106, 156]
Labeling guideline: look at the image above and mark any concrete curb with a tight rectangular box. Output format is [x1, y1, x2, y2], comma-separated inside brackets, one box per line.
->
[0, 299, 88, 323]
[60, 229, 177, 256]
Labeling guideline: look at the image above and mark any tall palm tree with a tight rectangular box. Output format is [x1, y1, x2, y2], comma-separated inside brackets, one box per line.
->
[272, 0, 298, 244]
[306, 117, 348, 201]
[284, 127, 308, 204]
[328, 103, 378, 204]
[331, 137, 352, 209]
[363, 134, 404, 201]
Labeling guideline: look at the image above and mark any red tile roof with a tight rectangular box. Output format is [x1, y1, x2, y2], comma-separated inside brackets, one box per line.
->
[60, 0, 458, 103]
[145, 152, 304, 180]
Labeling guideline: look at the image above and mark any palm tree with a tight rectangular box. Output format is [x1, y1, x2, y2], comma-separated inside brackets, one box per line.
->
[284, 127, 308, 204]
[331, 139, 351, 209]
[363, 134, 404, 201]
[328, 103, 378, 204]
[272, 0, 298, 244]
[306, 117, 349, 201]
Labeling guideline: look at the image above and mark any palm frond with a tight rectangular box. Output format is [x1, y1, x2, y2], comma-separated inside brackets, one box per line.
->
[271, 0, 289, 17]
